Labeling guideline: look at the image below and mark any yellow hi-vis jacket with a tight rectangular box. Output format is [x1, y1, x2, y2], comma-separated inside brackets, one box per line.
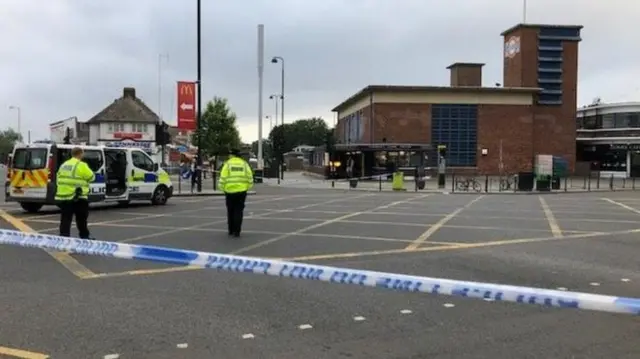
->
[55, 157, 96, 201]
[218, 156, 254, 193]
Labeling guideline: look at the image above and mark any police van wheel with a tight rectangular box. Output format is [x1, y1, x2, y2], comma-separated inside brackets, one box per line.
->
[20, 202, 43, 213]
[151, 186, 168, 205]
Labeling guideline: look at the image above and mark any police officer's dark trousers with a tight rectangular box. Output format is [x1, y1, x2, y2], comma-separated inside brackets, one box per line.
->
[59, 199, 90, 239]
[225, 191, 247, 236]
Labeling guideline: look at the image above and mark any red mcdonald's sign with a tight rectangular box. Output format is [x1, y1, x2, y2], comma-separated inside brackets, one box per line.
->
[177, 81, 196, 131]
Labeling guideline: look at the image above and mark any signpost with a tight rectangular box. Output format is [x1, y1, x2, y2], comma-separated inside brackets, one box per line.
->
[177, 81, 196, 131]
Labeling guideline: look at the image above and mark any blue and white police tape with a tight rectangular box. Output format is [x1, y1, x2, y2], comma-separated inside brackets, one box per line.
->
[1, 228, 639, 315]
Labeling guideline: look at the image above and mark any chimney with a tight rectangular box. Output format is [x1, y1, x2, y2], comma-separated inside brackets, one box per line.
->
[446, 63, 484, 87]
[123, 87, 136, 99]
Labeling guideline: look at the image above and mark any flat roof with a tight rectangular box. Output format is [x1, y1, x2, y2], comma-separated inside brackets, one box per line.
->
[331, 85, 542, 112]
[501, 23, 583, 36]
[446, 62, 485, 69]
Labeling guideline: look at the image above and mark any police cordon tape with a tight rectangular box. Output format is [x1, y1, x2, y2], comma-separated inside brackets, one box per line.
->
[1, 228, 640, 315]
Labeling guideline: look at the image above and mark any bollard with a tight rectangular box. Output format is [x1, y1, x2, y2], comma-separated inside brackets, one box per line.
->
[484, 175, 489, 193]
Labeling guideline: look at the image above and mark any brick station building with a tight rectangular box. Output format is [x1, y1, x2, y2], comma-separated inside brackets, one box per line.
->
[331, 23, 583, 176]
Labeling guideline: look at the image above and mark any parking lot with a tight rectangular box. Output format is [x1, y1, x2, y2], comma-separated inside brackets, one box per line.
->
[1, 187, 640, 358]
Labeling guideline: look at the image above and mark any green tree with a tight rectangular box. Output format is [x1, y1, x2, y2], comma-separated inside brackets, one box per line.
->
[267, 117, 329, 155]
[193, 97, 241, 161]
[0, 128, 22, 164]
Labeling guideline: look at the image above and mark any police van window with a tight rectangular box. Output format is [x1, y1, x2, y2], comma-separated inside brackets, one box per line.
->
[83, 150, 104, 172]
[131, 150, 154, 172]
[12, 148, 48, 169]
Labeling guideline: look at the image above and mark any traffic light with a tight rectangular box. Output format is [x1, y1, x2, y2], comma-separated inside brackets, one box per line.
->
[156, 122, 171, 146]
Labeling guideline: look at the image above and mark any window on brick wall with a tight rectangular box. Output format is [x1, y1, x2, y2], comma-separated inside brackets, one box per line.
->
[431, 104, 477, 167]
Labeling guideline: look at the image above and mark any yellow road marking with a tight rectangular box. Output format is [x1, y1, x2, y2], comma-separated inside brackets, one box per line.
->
[539, 196, 562, 237]
[0, 209, 96, 279]
[117, 194, 375, 244]
[283, 228, 625, 262]
[602, 198, 640, 214]
[23, 216, 596, 238]
[405, 195, 485, 250]
[231, 194, 432, 255]
[0, 346, 49, 359]
[84, 226, 632, 280]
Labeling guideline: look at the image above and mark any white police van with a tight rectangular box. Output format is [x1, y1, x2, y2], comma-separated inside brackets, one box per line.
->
[4, 143, 174, 213]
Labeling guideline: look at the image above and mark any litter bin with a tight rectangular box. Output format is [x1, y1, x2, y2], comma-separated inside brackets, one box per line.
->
[536, 175, 552, 192]
[392, 172, 406, 191]
[517, 172, 535, 191]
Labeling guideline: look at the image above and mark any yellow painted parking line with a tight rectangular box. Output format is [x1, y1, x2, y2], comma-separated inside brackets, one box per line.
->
[602, 197, 640, 214]
[86, 265, 202, 279]
[0, 209, 96, 279]
[231, 194, 431, 255]
[85, 227, 630, 279]
[539, 196, 562, 237]
[0, 346, 49, 358]
[405, 195, 485, 250]
[284, 228, 629, 262]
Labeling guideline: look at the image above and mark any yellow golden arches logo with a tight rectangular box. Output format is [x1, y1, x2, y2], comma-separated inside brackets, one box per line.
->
[179, 83, 194, 96]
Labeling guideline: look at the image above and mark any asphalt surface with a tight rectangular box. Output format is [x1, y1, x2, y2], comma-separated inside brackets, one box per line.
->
[1, 182, 640, 358]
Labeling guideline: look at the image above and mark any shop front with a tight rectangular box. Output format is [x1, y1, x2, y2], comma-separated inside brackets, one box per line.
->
[577, 141, 640, 178]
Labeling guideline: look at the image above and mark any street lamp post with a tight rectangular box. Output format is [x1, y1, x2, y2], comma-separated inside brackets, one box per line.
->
[8, 105, 21, 140]
[270, 57, 284, 126]
[269, 94, 279, 128]
[158, 53, 169, 165]
[196, 0, 203, 192]
[265, 115, 272, 134]
[271, 56, 284, 180]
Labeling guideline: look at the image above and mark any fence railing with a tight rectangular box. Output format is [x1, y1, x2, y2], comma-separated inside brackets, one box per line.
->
[325, 173, 640, 193]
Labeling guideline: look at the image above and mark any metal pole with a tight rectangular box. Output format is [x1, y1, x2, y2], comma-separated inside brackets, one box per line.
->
[17, 107, 21, 136]
[275, 96, 279, 126]
[280, 61, 285, 126]
[158, 54, 168, 165]
[279, 60, 285, 180]
[257, 24, 265, 169]
[523, 0, 527, 23]
[196, 0, 203, 192]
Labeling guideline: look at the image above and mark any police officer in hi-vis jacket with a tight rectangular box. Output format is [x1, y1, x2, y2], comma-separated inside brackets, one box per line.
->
[56, 147, 95, 239]
[218, 149, 254, 238]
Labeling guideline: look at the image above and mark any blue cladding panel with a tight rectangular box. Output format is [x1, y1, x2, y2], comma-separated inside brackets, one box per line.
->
[537, 35, 565, 105]
[539, 61, 563, 70]
[540, 82, 562, 91]
[431, 105, 477, 167]
[539, 50, 563, 59]
[539, 27, 581, 39]
[539, 39, 563, 48]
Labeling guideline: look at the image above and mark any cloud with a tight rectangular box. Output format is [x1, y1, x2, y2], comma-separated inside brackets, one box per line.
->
[1, 0, 637, 142]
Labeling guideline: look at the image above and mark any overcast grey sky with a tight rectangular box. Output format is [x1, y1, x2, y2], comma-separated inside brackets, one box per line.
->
[1, 0, 638, 143]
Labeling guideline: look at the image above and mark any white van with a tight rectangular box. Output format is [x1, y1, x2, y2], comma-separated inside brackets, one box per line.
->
[4, 143, 173, 213]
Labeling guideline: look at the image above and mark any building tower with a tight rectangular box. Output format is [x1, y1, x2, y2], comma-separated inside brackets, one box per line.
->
[501, 24, 583, 171]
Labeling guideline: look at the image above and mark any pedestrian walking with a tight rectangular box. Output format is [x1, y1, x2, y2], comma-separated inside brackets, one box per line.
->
[218, 149, 254, 238]
[56, 147, 95, 239]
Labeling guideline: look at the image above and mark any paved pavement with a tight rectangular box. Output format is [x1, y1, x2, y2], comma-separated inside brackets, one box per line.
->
[1, 185, 640, 358]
